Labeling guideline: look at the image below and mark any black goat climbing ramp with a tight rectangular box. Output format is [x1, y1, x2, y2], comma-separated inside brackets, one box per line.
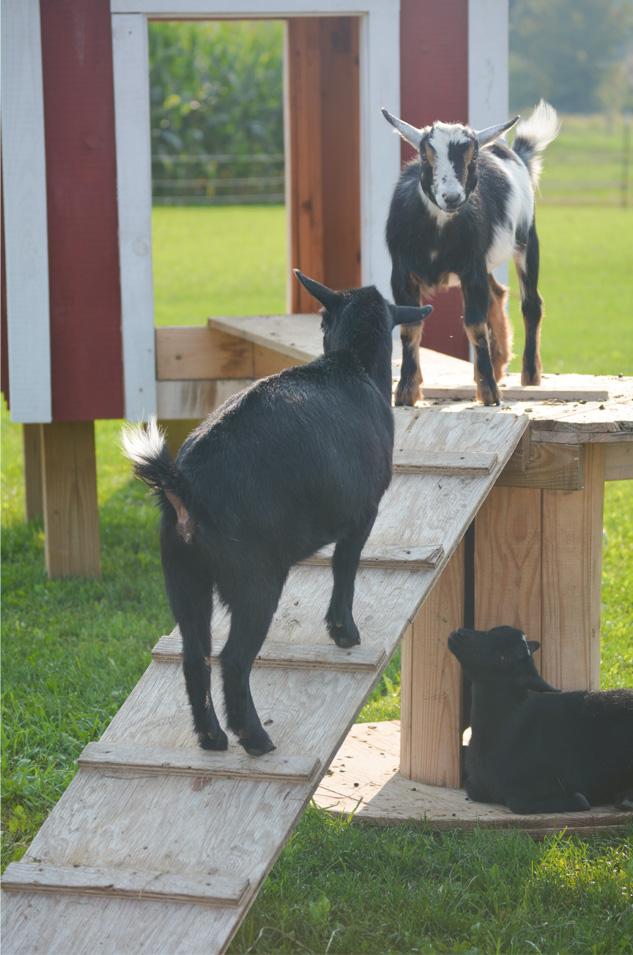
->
[2, 405, 528, 954]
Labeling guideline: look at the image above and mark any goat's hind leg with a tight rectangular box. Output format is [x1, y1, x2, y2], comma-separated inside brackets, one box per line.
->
[220, 575, 285, 756]
[161, 531, 227, 750]
[487, 273, 513, 382]
[326, 508, 378, 649]
[516, 221, 544, 386]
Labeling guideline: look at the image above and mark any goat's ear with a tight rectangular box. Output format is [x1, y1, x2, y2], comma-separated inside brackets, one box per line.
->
[381, 107, 424, 150]
[528, 640, 540, 653]
[390, 304, 433, 328]
[476, 115, 519, 147]
[293, 270, 339, 311]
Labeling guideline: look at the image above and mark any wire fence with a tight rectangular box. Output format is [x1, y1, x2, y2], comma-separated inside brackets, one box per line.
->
[152, 153, 285, 205]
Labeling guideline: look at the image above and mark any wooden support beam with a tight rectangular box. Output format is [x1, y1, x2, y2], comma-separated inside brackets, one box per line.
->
[474, 485, 543, 639]
[540, 444, 605, 691]
[155, 326, 253, 381]
[497, 442, 584, 490]
[22, 424, 44, 520]
[40, 421, 100, 578]
[605, 441, 633, 481]
[400, 540, 465, 788]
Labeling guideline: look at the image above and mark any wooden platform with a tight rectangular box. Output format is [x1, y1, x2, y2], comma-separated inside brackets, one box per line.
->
[2, 406, 529, 955]
[312, 720, 632, 837]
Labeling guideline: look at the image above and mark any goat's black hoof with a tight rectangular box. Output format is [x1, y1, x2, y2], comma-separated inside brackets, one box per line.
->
[614, 791, 633, 811]
[570, 792, 591, 811]
[326, 616, 361, 649]
[198, 728, 229, 751]
[238, 732, 276, 757]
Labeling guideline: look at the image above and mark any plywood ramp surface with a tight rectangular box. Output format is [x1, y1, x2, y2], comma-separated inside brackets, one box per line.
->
[2, 408, 528, 955]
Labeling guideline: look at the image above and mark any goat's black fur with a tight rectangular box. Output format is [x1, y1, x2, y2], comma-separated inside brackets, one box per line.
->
[448, 626, 633, 814]
[382, 100, 559, 406]
[122, 273, 431, 755]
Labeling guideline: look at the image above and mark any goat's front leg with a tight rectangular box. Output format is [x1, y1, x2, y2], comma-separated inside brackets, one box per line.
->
[506, 790, 591, 814]
[392, 264, 426, 406]
[515, 221, 544, 386]
[487, 273, 513, 382]
[326, 508, 378, 648]
[220, 576, 284, 756]
[462, 276, 500, 405]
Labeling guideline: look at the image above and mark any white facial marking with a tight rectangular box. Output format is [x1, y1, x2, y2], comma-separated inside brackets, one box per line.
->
[427, 124, 471, 213]
[521, 633, 530, 655]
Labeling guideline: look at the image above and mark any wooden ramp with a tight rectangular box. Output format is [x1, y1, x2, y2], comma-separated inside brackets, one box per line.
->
[2, 404, 529, 955]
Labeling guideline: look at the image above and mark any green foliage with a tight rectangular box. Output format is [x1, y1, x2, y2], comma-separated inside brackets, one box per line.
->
[149, 21, 284, 202]
[509, 0, 633, 113]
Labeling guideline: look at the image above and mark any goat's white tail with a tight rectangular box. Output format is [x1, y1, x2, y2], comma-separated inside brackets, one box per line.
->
[512, 100, 560, 187]
[120, 416, 181, 495]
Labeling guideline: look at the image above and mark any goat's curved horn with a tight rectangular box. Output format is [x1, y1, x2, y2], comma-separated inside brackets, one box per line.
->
[390, 303, 433, 328]
[293, 270, 339, 310]
[476, 115, 520, 147]
[381, 108, 424, 150]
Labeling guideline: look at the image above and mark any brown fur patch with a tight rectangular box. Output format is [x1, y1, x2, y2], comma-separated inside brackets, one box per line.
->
[487, 274, 514, 381]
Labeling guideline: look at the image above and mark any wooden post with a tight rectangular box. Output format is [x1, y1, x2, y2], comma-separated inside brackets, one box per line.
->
[23, 424, 44, 521]
[540, 444, 605, 691]
[400, 540, 465, 787]
[40, 421, 101, 578]
[474, 485, 543, 639]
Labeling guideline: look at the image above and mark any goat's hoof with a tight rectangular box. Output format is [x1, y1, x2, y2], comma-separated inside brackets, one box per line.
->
[614, 790, 633, 811]
[521, 368, 542, 387]
[476, 383, 501, 406]
[327, 623, 361, 649]
[394, 379, 422, 407]
[570, 792, 591, 811]
[198, 728, 229, 751]
[238, 732, 276, 757]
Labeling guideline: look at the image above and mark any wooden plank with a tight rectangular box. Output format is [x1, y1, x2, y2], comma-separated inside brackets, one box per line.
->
[314, 721, 633, 834]
[421, 376, 611, 402]
[497, 442, 585, 490]
[152, 635, 386, 672]
[22, 424, 43, 521]
[79, 742, 321, 784]
[400, 541, 465, 788]
[605, 441, 633, 481]
[393, 449, 498, 475]
[1, 0, 52, 423]
[253, 344, 299, 377]
[474, 485, 542, 641]
[207, 314, 322, 364]
[156, 379, 252, 420]
[301, 543, 445, 570]
[155, 327, 254, 380]
[2, 862, 249, 908]
[540, 444, 605, 691]
[112, 13, 156, 421]
[41, 422, 101, 578]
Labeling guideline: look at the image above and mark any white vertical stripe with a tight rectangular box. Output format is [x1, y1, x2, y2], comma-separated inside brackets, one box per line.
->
[1, 0, 52, 423]
[468, 0, 509, 291]
[112, 14, 157, 422]
[359, 0, 400, 297]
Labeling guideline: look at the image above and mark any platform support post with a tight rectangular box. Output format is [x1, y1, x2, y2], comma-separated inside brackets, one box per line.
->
[540, 443, 604, 690]
[400, 539, 465, 788]
[40, 421, 101, 578]
[473, 446, 604, 691]
[23, 424, 44, 521]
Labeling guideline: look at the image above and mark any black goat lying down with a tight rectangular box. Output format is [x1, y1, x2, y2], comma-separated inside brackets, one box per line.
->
[122, 272, 431, 756]
[448, 626, 633, 814]
[382, 100, 560, 406]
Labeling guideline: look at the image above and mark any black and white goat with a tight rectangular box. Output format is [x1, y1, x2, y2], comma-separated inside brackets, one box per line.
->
[382, 100, 560, 406]
[448, 625, 633, 814]
[122, 272, 431, 756]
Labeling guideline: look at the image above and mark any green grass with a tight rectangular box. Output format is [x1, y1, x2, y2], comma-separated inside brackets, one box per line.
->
[2, 115, 633, 952]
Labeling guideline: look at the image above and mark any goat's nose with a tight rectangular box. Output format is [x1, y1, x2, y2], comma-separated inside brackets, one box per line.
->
[442, 192, 462, 210]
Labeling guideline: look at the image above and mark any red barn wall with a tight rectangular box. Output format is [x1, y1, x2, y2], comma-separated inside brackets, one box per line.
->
[400, 0, 470, 361]
[40, 0, 124, 421]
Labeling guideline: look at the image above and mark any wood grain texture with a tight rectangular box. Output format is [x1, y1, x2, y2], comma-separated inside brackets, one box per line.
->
[314, 721, 633, 833]
[393, 449, 498, 475]
[400, 542, 465, 787]
[540, 444, 605, 691]
[40, 422, 100, 578]
[156, 327, 254, 380]
[301, 543, 445, 570]
[498, 442, 584, 490]
[79, 742, 321, 784]
[152, 635, 386, 672]
[156, 379, 252, 420]
[2, 862, 249, 907]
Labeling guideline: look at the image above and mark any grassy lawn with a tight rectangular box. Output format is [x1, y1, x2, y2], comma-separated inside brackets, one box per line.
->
[2, 116, 632, 952]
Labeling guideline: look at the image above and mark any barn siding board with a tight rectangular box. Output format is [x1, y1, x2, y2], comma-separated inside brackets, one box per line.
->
[40, 0, 124, 421]
[398, 0, 470, 361]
